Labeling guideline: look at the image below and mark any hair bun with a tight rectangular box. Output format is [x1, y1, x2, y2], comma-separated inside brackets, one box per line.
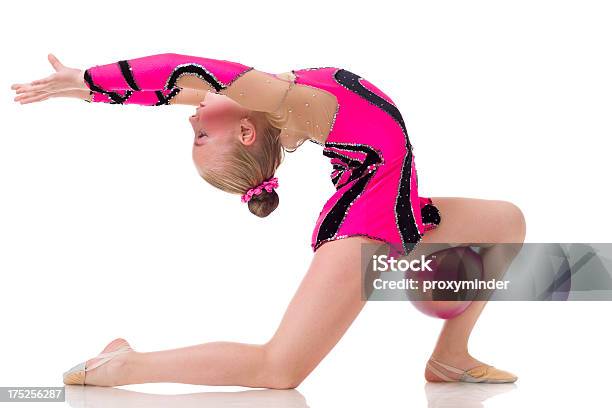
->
[247, 189, 279, 218]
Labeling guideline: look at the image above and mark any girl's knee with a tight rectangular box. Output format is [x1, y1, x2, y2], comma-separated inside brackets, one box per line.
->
[260, 343, 307, 389]
[496, 200, 526, 242]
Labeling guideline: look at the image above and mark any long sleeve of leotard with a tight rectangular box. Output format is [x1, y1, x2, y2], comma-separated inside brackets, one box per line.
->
[82, 53, 290, 112]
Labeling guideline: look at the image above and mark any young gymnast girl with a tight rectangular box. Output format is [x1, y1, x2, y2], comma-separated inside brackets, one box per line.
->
[11, 53, 526, 387]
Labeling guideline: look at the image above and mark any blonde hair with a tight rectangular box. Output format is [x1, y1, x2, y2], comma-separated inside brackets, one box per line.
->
[200, 111, 285, 217]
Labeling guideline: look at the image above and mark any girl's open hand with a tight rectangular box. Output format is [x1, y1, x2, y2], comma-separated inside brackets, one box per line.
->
[11, 53, 90, 104]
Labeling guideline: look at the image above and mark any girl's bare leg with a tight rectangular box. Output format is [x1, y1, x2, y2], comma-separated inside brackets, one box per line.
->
[84, 236, 379, 388]
[416, 197, 526, 381]
[81, 196, 524, 387]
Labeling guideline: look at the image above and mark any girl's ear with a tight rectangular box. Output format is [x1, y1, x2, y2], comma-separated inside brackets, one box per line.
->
[239, 117, 257, 146]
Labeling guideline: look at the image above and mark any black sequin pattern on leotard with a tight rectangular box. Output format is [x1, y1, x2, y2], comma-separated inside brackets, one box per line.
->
[314, 142, 383, 246]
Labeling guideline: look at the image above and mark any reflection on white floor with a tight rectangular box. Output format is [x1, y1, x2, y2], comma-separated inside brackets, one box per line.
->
[63, 382, 516, 408]
[424, 383, 516, 408]
[64, 386, 309, 408]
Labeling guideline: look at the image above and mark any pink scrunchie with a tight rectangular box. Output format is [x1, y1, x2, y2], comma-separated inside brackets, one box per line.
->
[241, 177, 279, 203]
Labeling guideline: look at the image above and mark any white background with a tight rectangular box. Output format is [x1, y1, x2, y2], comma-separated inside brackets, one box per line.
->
[1, 1, 611, 407]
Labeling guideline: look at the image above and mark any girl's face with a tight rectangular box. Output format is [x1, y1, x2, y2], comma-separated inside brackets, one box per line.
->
[189, 92, 253, 175]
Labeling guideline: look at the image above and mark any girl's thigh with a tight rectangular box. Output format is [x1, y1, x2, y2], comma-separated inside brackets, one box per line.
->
[413, 197, 525, 256]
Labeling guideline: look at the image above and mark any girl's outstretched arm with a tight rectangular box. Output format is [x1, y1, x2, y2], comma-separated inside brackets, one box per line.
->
[82, 52, 292, 112]
[12, 53, 292, 111]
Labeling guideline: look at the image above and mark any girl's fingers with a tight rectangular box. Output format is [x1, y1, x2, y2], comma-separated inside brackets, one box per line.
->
[14, 90, 47, 101]
[11, 75, 52, 91]
[18, 93, 50, 104]
[14, 83, 48, 94]
[11, 82, 36, 90]
[11, 75, 54, 92]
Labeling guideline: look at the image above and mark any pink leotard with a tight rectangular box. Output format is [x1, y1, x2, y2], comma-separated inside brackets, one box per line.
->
[291, 68, 441, 256]
[82, 53, 441, 257]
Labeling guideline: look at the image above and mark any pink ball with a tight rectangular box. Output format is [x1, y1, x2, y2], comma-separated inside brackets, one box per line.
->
[405, 246, 483, 319]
